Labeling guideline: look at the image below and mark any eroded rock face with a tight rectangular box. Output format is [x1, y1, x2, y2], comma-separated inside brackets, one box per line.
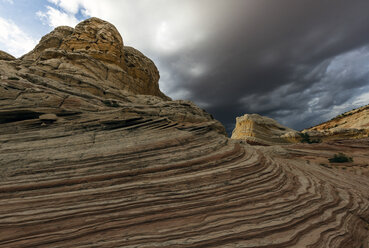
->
[231, 113, 298, 145]
[60, 17, 125, 69]
[1, 18, 369, 248]
[22, 26, 74, 61]
[124, 46, 167, 99]
[21, 17, 168, 100]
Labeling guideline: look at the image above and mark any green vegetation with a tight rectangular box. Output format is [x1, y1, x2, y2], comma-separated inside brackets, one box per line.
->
[299, 133, 322, 144]
[328, 153, 353, 163]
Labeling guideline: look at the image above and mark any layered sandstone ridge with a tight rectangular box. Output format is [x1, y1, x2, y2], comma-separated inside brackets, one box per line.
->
[305, 104, 369, 139]
[301, 105, 369, 142]
[1, 18, 369, 247]
[309, 104, 369, 131]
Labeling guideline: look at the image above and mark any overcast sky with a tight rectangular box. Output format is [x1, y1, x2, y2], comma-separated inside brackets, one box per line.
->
[1, 0, 369, 134]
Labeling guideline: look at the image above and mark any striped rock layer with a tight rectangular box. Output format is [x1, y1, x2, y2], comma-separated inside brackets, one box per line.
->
[1, 18, 369, 248]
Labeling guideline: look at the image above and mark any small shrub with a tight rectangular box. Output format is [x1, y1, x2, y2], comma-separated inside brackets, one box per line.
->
[299, 133, 322, 144]
[310, 138, 322, 144]
[328, 153, 353, 163]
[299, 133, 309, 143]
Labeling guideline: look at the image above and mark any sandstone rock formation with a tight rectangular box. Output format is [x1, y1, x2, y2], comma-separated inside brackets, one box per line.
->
[232, 105, 369, 145]
[309, 104, 369, 131]
[20, 17, 169, 100]
[1, 18, 369, 248]
[231, 113, 298, 145]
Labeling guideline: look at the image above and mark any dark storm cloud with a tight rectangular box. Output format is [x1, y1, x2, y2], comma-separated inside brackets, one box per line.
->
[150, 0, 369, 134]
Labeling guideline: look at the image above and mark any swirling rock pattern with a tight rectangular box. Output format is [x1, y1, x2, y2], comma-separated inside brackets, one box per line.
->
[1, 18, 369, 248]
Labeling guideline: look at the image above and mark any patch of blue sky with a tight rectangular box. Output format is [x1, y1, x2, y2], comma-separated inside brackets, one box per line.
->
[0, 0, 50, 38]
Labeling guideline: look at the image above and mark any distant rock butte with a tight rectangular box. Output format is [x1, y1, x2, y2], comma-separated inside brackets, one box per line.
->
[232, 105, 369, 145]
[231, 113, 298, 145]
[1, 18, 369, 247]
